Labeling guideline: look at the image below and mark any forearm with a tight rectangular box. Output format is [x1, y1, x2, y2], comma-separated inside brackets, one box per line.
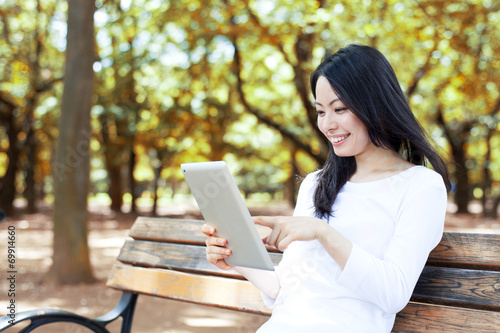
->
[234, 266, 280, 300]
[316, 223, 353, 270]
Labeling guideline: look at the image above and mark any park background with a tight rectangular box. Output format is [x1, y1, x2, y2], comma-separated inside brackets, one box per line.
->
[0, 0, 499, 331]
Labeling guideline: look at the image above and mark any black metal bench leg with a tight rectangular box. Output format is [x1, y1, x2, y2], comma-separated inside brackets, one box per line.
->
[94, 292, 138, 333]
[0, 292, 138, 333]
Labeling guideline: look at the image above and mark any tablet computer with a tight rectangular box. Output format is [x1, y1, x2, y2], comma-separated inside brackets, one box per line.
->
[181, 161, 274, 271]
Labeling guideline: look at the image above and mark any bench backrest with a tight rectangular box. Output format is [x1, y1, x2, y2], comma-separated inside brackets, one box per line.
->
[107, 217, 500, 332]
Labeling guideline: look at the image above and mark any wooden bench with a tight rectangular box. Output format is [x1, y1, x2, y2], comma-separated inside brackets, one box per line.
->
[1, 217, 500, 332]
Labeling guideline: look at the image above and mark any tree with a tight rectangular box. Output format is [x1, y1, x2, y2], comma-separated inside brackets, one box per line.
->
[44, 0, 95, 285]
[2, 0, 498, 218]
[0, 0, 63, 216]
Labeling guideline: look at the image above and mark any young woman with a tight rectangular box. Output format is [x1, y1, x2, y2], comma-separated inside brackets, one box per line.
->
[202, 44, 450, 332]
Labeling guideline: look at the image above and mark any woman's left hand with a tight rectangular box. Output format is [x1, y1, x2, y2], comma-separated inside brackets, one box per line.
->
[253, 216, 327, 251]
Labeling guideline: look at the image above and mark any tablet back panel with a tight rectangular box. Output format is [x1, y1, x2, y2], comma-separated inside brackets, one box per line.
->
[181, 161, 274, 271]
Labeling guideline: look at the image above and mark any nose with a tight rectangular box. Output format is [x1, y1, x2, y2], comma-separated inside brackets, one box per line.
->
[319, 112, 339, 133]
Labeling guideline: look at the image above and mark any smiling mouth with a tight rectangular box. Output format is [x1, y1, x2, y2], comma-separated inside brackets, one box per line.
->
[330, 134, 350, 143]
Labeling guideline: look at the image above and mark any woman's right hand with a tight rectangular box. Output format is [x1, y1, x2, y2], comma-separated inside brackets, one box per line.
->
[201, 224, 233, 270]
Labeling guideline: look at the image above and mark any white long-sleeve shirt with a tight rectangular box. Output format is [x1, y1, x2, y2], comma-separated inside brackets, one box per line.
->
[257, 166, 447, 332]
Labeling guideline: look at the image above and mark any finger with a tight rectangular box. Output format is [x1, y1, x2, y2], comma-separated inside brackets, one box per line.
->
[253, 216, 277, 228]
[207, 252, 229, 263]
[206, 245, 231, 256]
[201, 224, 216, 236]
[265, 228, 282, 248]
[277, 235, 294, 251]
[205, 236, 228, 247]
[215, 259, 234, 271]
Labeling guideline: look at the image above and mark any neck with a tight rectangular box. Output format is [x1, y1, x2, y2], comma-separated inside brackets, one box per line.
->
[351, 148, 412, 183]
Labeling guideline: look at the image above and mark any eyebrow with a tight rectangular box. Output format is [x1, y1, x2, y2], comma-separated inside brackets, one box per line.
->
[314, 98, 340, 106]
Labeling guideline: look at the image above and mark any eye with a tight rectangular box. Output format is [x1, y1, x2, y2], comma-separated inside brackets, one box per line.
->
[315, 110, 325, 116]
[335, 108, 348, 113]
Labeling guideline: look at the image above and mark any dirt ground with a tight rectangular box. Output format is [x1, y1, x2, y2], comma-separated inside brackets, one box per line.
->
[0, 200, 499, 333]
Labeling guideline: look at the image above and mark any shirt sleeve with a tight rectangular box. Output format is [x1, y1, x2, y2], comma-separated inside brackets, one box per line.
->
[335, 179, 447, 313]
[259, 172, 318, 308]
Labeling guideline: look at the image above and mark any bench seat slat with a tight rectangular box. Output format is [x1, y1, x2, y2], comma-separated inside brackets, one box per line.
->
[130, 218, 500, 269]
[429, 233, 500, 270]
[106, 263, 271, 315]
[129, 217, 205, 244]
[129, 217, 278, 251]
[120, 217, 500, 332]
[413, 266, 500, 311]
[394, 302, 500, 332]
[117, 239, 282, 279]
[118, 240, 500, 310]
[107, 263, 500, 331]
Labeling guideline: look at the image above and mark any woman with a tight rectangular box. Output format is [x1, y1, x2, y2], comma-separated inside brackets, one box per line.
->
[202, 44, 450, 332]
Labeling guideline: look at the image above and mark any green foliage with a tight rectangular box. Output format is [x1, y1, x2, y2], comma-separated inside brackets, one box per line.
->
[1, 0, 499, 213]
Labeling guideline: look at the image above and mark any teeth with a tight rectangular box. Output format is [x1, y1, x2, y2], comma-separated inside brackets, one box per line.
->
[331, 135, 349, 143]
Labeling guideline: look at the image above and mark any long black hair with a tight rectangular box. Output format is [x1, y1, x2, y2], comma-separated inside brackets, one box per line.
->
[310, 44, 451, 219]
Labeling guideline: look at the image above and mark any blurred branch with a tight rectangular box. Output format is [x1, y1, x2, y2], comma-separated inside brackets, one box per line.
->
[0, 92, 17, 110]
[490, 92, 500, 117]
[231, 37, 323, 163]
[405, 45, 437, 99]
[435, 104, 452, 144]
[414, 0, 440, 26]
[235, 0, 328, 163]
[1, 12, 10, 44]
[243, 1, 293, 65]
[37, 77, 64, 93]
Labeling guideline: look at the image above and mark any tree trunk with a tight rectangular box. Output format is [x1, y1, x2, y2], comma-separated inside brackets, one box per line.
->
[152, 163, 161, 217]
[129, 139, 137, 213]
[482, 129, 498, 219]
[44, 0, 95, 285]
[0, 110, 18, 217]
[486, 196, 500, 219]
[436, 107, 470, 214]
[285, 147, 299, 207]
[450, 139, 470, 214]
[107, 160, 123, 211]
[100, 120, 123, 212]
[25, 126, 37, 214]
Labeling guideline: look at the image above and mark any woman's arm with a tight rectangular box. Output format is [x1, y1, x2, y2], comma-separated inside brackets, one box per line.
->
[334, 182, 447, 313]
[201, 224, 281, 300]
[234, 266, 280, 300]
[253, 180, 446, 313]
[253, 216, 353, 269]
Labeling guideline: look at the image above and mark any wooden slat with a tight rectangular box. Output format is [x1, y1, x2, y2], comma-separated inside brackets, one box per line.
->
[132, 218, 500, 268]
[412, 266, 500, 311]
[428, 233, 500, 270]
[121, 217, 500, 332]
[106, 263, 272, 315]
[107, 263, 500, 331]
[117, 240, 500, 309]
[129, 217, 278, 251]
[116, 239, 282, 278]
[129, 217, 205, 243]
[394, 302, 500, 332]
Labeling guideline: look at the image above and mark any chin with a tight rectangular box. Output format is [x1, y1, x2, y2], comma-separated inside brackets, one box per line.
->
[332, 149, 354, 158]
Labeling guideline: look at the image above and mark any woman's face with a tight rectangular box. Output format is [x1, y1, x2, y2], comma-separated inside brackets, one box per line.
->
[315, 76, 375, 159]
